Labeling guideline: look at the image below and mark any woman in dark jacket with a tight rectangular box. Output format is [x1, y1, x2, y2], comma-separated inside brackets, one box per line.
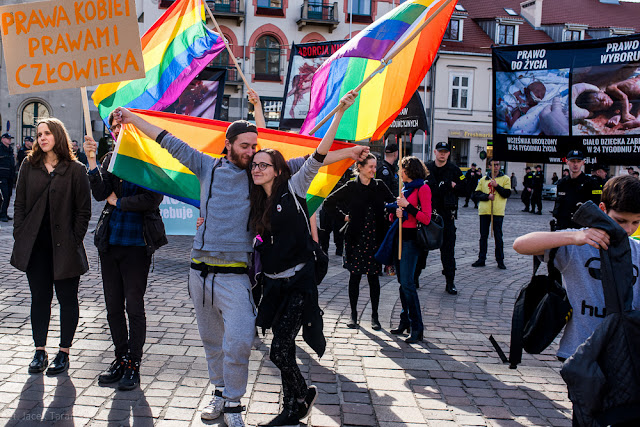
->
[84, 115, 167, 391]
[389, 156, 431, 344]
[11, 118, 91, 375]
[250, 91, 356, 427]
[323, 153, 395, 330]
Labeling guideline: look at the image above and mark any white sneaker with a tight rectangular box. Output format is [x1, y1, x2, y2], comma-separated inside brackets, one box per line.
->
[223, 404, 246, 427]
[201, 390, 224, 420]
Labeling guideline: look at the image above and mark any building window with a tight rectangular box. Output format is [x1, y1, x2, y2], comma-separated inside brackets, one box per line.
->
[564, 30, 582, 41]
[254, 35, 281, 80]
[444, 19, 460, 41]
[257, 0, 282, 9]
[448, 138, 469, 167]
[248, 96, 282, 127]
[21, 101, 51, 142]
[449, 72, 472, 110]
[498, 24, 515, 45]
[220, 95, 230, 122]
[351, 0, 371, 16]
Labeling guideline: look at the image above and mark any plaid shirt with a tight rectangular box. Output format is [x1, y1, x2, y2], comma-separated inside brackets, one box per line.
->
[108, 180, 145, 247]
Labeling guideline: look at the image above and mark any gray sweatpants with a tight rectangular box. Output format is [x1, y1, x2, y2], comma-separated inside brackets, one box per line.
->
[189, 269, 257, 402]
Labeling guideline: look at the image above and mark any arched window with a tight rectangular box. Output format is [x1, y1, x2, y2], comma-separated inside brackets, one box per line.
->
[255, 35, 281, 80]
[21, 101, 51, 143]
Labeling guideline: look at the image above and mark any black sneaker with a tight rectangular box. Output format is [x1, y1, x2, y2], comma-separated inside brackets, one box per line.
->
[98, 355, 127, 384]
[296, 385, 318, 420]
[118, 358, 140, 390]
[259, 406, 300, 426]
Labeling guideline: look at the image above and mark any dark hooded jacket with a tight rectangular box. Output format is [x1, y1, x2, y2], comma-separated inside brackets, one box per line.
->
[560, 201, 640, 426]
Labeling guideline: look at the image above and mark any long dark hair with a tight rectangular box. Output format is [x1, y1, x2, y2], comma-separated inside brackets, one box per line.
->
[28, 118, 76, 166]
[249, 148, 292, 236]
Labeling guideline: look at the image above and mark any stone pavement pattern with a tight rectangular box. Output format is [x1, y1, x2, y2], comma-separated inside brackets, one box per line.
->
[0, 197, 572, 426]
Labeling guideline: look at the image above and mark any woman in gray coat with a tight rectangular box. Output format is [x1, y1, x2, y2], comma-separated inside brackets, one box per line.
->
[11, 118, 91, 376]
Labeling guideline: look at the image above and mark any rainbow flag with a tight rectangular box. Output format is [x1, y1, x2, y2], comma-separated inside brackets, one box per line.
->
[92, 0, 225, 122]
[109, 109, 356, 213]
[301, 0, 456, 141]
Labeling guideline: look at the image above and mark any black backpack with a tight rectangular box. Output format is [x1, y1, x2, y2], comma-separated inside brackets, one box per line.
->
[491, 250, 573, 368]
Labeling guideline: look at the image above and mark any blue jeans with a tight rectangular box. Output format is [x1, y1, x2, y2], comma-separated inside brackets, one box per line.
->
[394, 239, 423, 334]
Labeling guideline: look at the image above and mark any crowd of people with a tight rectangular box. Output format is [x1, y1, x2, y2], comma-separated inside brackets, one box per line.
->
[1, 88, 639, 426]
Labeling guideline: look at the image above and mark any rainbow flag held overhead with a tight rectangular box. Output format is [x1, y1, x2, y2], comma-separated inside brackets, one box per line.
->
[301, 0, 456, 141]
[109, 109, 356, 213]
[92, 0, 225, 123]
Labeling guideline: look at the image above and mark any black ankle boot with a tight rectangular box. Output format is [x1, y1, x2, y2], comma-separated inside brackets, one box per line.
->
[118, 358, 140, 390]
[28, 350, 48, 374]
[390, 323, 410, 335]
[371, 314, 381, 331]
[46, 351, 69, 376]
[405, 331, 424, 344]
[98, 355, 128, 384]
[346, 313, 358, 329]
[260, 398, 299, 426]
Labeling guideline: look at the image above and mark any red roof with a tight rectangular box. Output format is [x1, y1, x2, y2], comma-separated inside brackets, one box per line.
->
[539, 0, 639, 30]
[441, 0, 639, 55]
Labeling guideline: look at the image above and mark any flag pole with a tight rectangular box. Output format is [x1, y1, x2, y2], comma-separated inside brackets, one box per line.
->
[398, 136, 403, 260]
[490, 161, 496, 237]
[81, 87, 94, 159]
[203, 0, 252, 90]
[308, 0, 455, 136]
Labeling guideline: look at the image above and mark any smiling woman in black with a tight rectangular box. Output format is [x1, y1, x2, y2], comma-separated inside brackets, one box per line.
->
[323, 153, 395, 330]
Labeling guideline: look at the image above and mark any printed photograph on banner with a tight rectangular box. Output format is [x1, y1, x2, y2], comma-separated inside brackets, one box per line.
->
[572, 63, 640, 136]
[495, 69, 570, 136]
[163, 68, 226, 120]
[284, 56, 325, 120]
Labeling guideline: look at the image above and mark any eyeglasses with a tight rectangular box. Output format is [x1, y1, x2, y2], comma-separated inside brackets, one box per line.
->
[250, 162, 273, 171]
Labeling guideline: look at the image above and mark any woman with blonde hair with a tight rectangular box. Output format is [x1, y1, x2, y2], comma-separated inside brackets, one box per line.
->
[11, 118, 91, 375]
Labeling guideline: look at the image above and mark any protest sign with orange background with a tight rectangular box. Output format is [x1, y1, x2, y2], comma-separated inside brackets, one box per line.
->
[0, 0, 144, 95]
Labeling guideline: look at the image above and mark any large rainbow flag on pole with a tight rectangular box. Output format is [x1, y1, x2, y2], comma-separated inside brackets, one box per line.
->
[301, 0, 456, 141]
[92, 0, 225, 122]
[109, 110, 356, 213]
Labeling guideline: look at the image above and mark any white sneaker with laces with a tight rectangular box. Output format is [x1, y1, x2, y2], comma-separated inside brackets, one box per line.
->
[201, 390, 224, 420]
[223, 404, 246, 427]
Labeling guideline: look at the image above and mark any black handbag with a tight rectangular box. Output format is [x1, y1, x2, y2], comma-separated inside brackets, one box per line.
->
[416, 209, 444, 251]
[94, 203, 115, 252]
[289, 182, 329, 285]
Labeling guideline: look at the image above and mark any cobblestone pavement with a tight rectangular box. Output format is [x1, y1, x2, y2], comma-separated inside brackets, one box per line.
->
[0, 196, 572, 426]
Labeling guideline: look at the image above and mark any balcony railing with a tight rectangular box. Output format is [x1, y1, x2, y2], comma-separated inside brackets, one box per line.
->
[206, 0, 245, 24]
[297, 1, 339, 33]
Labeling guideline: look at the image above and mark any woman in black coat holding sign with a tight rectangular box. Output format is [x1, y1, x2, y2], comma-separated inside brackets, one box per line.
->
[323, 153, 395, 330]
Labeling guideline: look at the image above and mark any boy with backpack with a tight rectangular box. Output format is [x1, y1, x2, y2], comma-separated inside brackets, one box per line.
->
[512, 175, 640, 361]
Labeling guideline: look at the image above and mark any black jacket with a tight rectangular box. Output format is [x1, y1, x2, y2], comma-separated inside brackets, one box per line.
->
[323, 177, 395, 248]
[376, 159, 398, 197]
[88, 153, 167, 255]
[425, 160, 465, 213]
[0, 143, 15, 181]
[561, 201, 640, 426]
[553, 172, 602, 230]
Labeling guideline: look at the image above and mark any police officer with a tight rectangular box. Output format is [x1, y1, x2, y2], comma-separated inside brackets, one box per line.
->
[425, 142, 466, 295]
[463, 163, 480, 208]
[530, 165, 544, 215]
[591, 164, 608, 187]
[521, 166, 534, 212]
[553, 150, 602, 230]
[16, 136, 33, 169]
[0, 133, 16, 222]
[376, 143, 399, 197]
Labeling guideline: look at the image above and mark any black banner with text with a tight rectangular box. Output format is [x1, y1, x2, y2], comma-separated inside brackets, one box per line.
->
[492, 33, 640, 165]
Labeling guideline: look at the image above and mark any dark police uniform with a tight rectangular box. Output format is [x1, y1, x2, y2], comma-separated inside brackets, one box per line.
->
[530, 169, 544, 214]
[552, 172, 602, 230]
[425, 160, 465, 288]
[376, 159, 399, 197]
[464, 167, 480, 207]
[521, 170, 534, 211]
[0, 140, 16, 221]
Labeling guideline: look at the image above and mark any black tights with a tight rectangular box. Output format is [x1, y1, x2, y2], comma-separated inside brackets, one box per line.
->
[270, 291, 308, 402]
[348, 273, 380, 318]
